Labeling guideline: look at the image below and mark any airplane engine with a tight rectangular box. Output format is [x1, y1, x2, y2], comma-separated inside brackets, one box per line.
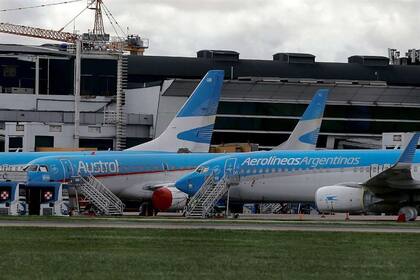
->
[315, 185, 376, 213]
[152, 187, 188, 212]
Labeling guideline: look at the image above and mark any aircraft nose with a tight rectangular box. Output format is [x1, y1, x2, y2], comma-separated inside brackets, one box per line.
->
[175, 173, 205, 196]
[175, 176, 191, 194]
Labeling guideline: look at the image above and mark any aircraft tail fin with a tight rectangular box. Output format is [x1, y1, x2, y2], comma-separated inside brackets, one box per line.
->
[364, 132, 420, 192]
[397, 132, 420, 164]
[126, 70, 224, 152]
[273, 89, 329, 150]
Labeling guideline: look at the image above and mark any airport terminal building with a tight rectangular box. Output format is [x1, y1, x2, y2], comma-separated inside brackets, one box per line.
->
[0, 45, 419, 151]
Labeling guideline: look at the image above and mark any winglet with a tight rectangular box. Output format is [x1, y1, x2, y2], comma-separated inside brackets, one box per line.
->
[398, 132, 420, 164]
[126, 70, 224, 152]
[273, 88, 329, 150]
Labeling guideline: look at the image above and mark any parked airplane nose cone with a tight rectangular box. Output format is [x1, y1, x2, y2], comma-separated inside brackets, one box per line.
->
[174, 177, 189, 194]
[152, 188, 172, 211]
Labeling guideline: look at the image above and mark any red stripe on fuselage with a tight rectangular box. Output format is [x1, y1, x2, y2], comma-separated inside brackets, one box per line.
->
[86, 168, 195, 179]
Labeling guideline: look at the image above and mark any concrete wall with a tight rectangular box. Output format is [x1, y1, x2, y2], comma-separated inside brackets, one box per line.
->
[4, 122, 118, 152]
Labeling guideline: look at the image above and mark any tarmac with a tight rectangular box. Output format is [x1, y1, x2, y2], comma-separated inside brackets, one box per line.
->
[1, 215, 420, 233]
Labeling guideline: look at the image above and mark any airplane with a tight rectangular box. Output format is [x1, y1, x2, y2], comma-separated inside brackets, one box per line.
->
[175, 133, 420, 221]
[273, 89, 328, 150]
[20, 89, 330, 213]
[0, 70, 225, 174]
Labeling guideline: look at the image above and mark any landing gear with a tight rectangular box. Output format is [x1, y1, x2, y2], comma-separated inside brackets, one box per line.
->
[139, 202, 155, 216]
[397, 206, 418, 222]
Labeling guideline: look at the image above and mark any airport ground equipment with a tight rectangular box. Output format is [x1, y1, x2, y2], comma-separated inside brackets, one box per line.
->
[74, 175, 125, 215]
[260, 203, 287, 214]
[0, 183, 26, 215]
[185, 174, 229, 218]
[40, 184, 70, 216]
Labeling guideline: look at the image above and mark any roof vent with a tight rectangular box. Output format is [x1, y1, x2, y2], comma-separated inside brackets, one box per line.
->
[273, 53, 315, 64]
[348, 55, 389, 66]
[197, 50, 239, 61]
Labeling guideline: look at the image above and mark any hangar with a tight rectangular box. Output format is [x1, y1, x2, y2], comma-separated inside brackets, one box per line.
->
[129, 50, 420, 149]
[0, 45, 419, 151]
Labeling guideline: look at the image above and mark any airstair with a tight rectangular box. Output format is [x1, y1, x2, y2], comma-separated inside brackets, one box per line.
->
[76, 175, 125, 215]
[185, 174, 230, 218]
[115, 55, 127, 150]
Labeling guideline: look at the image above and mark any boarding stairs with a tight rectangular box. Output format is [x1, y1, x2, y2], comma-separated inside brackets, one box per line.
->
[76, 175, 125, 215]
[185, 174, 231, 218]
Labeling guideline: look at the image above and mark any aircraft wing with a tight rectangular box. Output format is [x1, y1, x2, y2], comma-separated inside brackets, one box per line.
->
[363, 133, 420, 194]
[144, 183, 175, 191]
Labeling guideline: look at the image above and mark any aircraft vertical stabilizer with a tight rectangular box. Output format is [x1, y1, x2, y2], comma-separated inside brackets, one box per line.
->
[126, 70, 224, 152]
[273, 89, 329, 150]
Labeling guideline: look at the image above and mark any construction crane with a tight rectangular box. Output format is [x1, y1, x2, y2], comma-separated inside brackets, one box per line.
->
[0, 0, 148, 55]
[0, 0, 143, 150]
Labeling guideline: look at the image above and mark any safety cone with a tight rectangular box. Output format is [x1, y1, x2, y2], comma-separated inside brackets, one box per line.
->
[397, 213, 406, 222]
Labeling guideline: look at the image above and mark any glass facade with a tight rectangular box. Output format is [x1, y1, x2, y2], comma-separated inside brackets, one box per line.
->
[213, 101, 420, 148]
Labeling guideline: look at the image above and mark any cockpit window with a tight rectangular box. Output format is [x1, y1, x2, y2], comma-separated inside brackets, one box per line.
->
[23, 164, 39, 172]
[196, 166, 209, 174]
[39, 165, 48, 172]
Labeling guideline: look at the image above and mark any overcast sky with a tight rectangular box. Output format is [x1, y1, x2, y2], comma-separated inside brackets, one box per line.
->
[0, 0, 418, 61]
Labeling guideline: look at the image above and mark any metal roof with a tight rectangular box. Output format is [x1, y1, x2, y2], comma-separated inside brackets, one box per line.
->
[127, 55, 420, 87]
[0, 44, 71, 57]
[2, 44, 420, 87]
[164, 79, 420, 107]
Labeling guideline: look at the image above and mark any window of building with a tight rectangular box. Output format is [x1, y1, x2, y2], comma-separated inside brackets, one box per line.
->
[8, 136, 22, 152]
[49, 125, 62, 132]
[79, 138, 113, 151]
[3, 65, 17, 78]
[15, 124, 24, 131]
[35, 136, 54, 150]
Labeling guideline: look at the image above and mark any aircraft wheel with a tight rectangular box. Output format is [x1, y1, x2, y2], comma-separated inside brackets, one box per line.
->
[398, 206, 418, 222]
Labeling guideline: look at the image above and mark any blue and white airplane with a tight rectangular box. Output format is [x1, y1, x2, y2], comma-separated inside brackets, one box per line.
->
[21, 89, 330, 212]
[175, 133, 420, 220]
[0, 70, 225, 174]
